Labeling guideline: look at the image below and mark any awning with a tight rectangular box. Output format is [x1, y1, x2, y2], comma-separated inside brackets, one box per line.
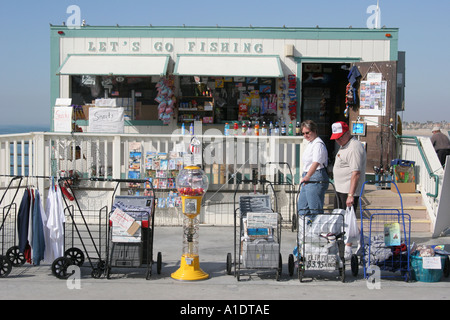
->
[174, 55, 284, 78]
[57, 54, 170, 76]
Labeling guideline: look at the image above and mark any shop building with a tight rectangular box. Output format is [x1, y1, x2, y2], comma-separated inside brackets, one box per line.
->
[50, 25, 405, 172]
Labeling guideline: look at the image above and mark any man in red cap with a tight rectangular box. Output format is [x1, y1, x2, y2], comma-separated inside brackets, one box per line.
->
[331, 121, 366, 259]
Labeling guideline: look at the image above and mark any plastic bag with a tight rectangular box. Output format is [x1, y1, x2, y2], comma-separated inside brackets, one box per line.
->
[344, 206, 359, 244]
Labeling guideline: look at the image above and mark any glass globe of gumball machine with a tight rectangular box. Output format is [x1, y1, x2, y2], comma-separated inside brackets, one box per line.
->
[171, 166, 209, 281]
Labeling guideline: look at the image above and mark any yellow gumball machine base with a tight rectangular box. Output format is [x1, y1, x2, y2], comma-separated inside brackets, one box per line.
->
[171, 254, 209, 281]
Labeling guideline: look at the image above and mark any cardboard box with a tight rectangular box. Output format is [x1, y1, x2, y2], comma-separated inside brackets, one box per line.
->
[135, 103, 159, 120]
[391, 182, 416, 193]
[82, 105, 93, 120]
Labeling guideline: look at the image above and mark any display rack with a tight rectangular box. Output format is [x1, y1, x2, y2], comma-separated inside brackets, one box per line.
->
[178, 96, 214, 124]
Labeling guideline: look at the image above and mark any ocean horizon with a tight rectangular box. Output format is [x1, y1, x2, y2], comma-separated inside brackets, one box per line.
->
[0, 124, 50, 135]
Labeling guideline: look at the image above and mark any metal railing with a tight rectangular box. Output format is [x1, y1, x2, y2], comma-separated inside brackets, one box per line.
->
[396, 134, 445, 226]
[0, 131, 304, 226]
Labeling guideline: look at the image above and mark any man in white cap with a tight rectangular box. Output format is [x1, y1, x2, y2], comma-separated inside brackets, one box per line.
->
[430, 126, 450, 166]
[330, 121, 366, 259]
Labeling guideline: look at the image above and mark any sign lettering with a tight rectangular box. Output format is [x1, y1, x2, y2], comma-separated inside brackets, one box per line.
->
[86, 40, 263, 54]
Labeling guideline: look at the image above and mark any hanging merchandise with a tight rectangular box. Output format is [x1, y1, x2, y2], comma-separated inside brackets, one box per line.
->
[155, 76, 176, 125]
[31, 190, 46, 266]
[45, 181, 66, 262]
[128, 142, 142, 194]
[17, 189, 32, 261]
[15, 182, 65, 266]
[287, 75, 297, 121]
[344, 66, 361, 118]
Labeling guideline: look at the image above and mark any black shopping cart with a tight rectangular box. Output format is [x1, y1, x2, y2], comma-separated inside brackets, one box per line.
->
[51, 177, 108, 279]
[105, 179, 162, 280]
[226, 178, 282, 281]
[0, 176, 24, 277]
[289, 181, 346, 282]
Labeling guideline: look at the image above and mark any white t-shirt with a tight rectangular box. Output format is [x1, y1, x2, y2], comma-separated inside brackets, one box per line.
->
[302, 137, 328, 172]
[333, 137, 366, 194]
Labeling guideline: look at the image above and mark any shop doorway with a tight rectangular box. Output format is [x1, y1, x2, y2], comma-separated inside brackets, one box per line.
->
[301, 62, 350, 159]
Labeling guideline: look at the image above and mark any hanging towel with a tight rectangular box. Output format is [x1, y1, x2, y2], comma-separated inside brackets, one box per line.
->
[32, 190, 46, 266]
[17, 189, 31, 254]
[348, 65, 361, 87]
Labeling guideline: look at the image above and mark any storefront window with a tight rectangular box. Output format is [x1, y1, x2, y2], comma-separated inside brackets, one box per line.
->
[71, 75, 160, 120]
[178, 76, 278, 125]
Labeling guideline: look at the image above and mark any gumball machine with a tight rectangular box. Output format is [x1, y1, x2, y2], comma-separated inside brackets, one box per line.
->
[171, 166, 209, 281]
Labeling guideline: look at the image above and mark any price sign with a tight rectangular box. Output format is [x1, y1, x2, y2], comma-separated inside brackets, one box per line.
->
[305, 254, 337, 270]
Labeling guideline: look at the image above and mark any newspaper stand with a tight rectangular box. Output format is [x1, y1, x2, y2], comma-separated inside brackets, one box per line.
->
[226, 179, 282, 281]
[105, 179, 161, 280]
[289, 181, 346, 282]
[352, 180, 412, 282]
[0, 176, 24, 277]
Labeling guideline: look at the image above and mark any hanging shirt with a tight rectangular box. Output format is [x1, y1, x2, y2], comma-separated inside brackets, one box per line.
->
[45, 184, 66, 260]
[32, 190, 46, 266]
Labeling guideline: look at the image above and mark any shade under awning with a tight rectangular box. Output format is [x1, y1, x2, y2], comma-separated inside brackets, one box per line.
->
[174, 55, 284, 78]
[57, 54, 170, 76]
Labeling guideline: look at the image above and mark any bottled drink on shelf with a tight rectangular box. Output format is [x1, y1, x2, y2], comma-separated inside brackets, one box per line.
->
[233, 122, 239, 136]
[224, 123, 230, 136]
[281, 121, 287, 136]
[247, 121, 253, 136]
[261, 122, 267, 136]
[296, 122, 301, 136]
[241, 121, 247, 136]
[288, 122, 293, 136]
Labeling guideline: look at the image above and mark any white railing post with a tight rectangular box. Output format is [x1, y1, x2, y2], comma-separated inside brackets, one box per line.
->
[112, 135, 122, 180]
[33, 133, 46, 178]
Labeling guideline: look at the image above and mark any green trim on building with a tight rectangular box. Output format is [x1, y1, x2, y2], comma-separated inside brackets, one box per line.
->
[50, 25, 398, 42]
[50, 25, 399, 131]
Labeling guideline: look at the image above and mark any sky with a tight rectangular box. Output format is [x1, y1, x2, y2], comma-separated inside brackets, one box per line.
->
[0, 0, 449, 127]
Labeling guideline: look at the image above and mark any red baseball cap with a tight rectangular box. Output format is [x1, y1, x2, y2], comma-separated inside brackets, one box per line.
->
[330, 121, 349, 140]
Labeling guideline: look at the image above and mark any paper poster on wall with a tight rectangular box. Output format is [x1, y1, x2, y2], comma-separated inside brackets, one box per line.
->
[359, 73, 387, 116]
[53, 106, 73, 132]
[88, 107, 124, 133]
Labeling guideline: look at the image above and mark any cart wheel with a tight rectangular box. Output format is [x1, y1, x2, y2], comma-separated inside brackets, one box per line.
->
[339, 261, 346, 283]
[0, 255, 12, 278]
[298, 258, 305, 282]
[91, 268, 103, 279]
[106, 265, 112, 279]
[444, 256, 449, 278]
[64, 248, 85, 267]
[351, 254, 359, 277]
[403, 270, 411, 283]
[51, 257, 73, 279]
[96, 260, 106, 272]
[288, 254, 294, 276]
[226, 253, 232, 275]
[276, 253, 282, 281]
[157, 252, 162, 275]
[6, 246, 25, 267]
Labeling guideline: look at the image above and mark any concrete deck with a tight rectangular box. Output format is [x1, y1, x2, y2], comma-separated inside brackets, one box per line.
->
[0, 226, 449, 303]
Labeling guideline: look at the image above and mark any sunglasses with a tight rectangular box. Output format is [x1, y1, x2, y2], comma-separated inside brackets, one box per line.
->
[301, 131, 311, 136]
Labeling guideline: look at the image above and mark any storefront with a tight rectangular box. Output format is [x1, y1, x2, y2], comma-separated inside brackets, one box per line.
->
[50, 25, 405, 172]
